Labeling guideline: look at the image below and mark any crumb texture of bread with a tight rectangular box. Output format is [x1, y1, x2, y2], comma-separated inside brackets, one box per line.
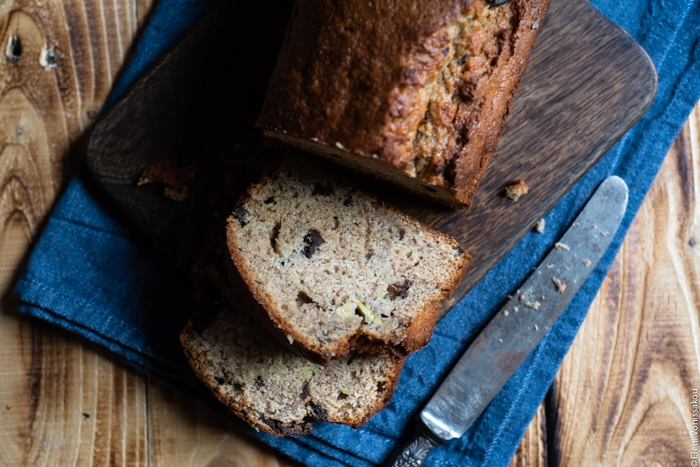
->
[180, 270, 404, 437]
[505, 179, 528, 201]
[257, 0, 551, 209]
[227, 156, 469, 364]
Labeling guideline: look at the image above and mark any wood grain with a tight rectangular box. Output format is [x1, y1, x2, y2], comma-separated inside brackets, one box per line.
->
[0, 0, 151, 465]
[0, 321, 149, 466]
[549, 106, 700, 466]
[0, 0, 142, 260]
[146, 378, 300, 467]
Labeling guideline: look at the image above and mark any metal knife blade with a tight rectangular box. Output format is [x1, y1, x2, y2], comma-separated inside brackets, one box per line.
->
[386, 176, 628, 467]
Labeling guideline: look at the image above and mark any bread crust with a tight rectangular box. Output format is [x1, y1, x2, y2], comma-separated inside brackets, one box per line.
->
[257, 0, 551, 209]
[226, 157, 471, 365]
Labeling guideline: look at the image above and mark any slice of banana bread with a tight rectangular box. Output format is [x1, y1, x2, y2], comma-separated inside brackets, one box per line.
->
[226, 155, 470, 365]
[180, 255, 404, 437]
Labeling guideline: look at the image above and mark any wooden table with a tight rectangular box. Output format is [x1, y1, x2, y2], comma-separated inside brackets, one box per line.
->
[1, 1, 698, 465]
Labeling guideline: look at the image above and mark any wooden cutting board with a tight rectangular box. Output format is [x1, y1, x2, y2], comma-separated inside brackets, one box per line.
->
[86, 0, 656, 316]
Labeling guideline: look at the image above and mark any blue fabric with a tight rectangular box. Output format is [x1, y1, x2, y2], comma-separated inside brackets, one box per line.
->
[13, 1, 700, 466]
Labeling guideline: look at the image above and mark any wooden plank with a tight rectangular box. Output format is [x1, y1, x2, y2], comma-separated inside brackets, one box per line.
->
[549, 104, 700, 466]
[146, 378, 300, 467]
[0, 308, 149, 467]
[0, 0, 154, 465]
[509, 402, 548, 467]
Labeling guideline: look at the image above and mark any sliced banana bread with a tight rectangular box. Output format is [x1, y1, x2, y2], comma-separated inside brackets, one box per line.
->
[180, 256, 404, 437]
[226, 156, 470, 365]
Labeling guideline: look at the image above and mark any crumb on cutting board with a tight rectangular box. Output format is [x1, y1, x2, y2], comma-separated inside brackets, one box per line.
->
[137, 160, 196, 201]
[505, 179, 529, 201]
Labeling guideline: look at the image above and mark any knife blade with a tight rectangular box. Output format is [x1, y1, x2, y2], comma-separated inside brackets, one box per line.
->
[386, 176, 628, 467]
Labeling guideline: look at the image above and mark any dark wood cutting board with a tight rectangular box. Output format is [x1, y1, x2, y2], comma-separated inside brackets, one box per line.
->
[86, 0, 656, 316]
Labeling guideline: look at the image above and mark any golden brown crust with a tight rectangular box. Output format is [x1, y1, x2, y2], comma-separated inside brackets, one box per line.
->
[226, 157, 471, 365]
[257, 0, 551, 209]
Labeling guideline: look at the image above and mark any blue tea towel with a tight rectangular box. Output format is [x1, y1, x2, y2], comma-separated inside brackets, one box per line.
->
[13, 1, 700, 466]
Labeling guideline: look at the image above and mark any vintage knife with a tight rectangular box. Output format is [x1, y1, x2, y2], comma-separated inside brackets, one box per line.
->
[386, 176, 628, 467]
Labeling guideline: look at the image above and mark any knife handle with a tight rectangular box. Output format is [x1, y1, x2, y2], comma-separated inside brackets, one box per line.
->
[385, 422, 445, 467]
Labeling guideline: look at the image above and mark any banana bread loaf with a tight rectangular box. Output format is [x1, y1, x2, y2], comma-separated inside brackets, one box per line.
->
[226, 156, 470, 365]
[181, 254, 404, 437]
[257, 0, 550, 209]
